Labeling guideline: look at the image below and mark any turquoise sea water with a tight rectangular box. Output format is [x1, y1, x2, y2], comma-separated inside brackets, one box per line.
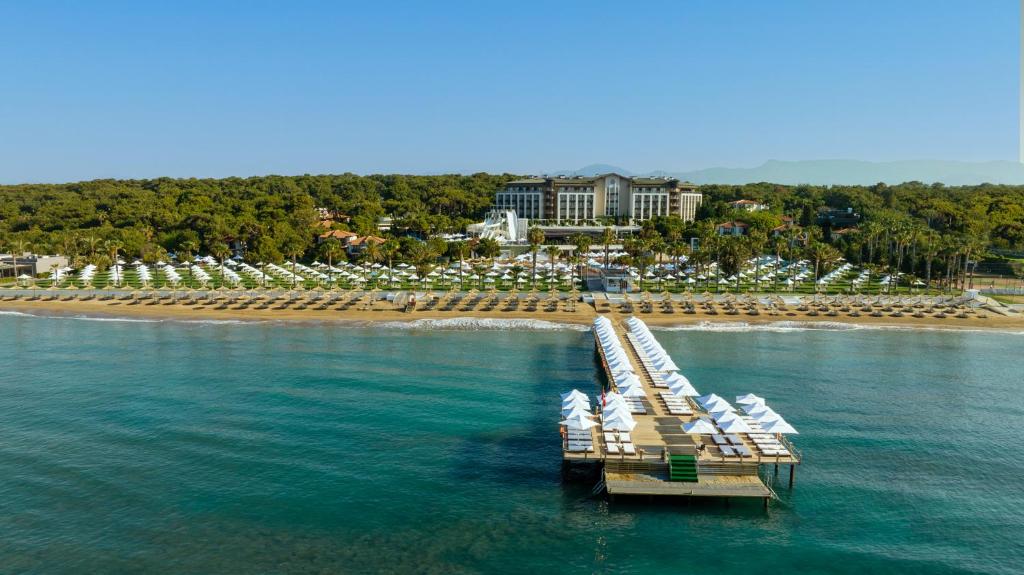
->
[1, 313, 1022, 574]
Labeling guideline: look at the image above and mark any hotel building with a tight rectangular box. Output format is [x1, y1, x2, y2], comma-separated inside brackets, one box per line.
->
[495, 174, 702, 224]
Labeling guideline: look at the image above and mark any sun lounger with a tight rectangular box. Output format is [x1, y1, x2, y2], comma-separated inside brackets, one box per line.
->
[726, 434, 744, 445]
[711, 434, 728, 445]
[567, 442, 594, 453]
[606, 443, 620, 455]
[719, 445, 736, 457]
[618, 432, 631, 443]
[733, 445, 753, 457]
[621, 443, 637, 455]
[604, 432, 616, 443]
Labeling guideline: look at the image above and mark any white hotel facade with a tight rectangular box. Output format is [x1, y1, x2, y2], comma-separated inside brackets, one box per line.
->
[495, 173, 702, 224]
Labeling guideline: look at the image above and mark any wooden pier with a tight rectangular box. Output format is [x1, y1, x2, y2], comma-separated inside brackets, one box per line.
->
[561, 317, 801, 506]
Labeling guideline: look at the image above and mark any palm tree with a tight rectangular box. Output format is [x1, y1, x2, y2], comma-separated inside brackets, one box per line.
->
[918, 229, 941, 291]
[747, 229, 767, 289]
[281, 234, 307, 289]
[477, 238, 501, 267]
[209, 241, 230, 286]
[601, 226, 615, 271]
[449, 241, 470, 289]
[527, 227, 545, 289]
[103, 239, 124, 286]
[543, 245, 559, 286]
[382, 239, 400, 284]
[806, 241, 841, 290]
[318, 238, 344, 285]
[80, 235, 101, 265]
[570, 233, 592, 289]
[179, 240, 199, 286]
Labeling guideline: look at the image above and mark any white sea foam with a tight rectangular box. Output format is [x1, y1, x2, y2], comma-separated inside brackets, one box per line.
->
[68, 315, 162, 323]
[374, 317, 589, 332]
[0, 310, 37, 318]
[652, 320, 1024, 335]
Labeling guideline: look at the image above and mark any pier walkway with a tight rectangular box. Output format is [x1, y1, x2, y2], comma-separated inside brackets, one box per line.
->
[561, 316, 801, 504]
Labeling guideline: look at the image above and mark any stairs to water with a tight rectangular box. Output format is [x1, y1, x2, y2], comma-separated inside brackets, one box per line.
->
[668, 454, 698, 483]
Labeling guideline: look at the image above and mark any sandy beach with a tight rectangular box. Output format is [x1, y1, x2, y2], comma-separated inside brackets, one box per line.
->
[2, 293, 1022, 332]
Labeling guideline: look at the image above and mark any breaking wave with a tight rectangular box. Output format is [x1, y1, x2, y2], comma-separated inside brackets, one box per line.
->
[373, 317, 590, 332]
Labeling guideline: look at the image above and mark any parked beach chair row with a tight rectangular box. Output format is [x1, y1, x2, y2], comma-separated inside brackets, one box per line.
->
[566, 429, 594, 452]
[659, 392, 693, 415]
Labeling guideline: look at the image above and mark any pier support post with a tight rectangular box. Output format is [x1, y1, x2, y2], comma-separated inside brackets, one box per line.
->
[763, 497, 769, 511]
[774, 463, 779, 476]
[788, 464, 795, 488]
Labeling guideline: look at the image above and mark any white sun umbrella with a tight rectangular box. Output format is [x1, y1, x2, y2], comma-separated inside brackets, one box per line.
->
[663, 372, 691, 386]
[561, 405, 594, 419]
[669, 380, 700, 397]
[602, 414, 637, 431]
[761, 418, 798, 434]
[652, 356, 679, 372]
[561, 413, 598, 430]
[697, 393, 726, 407]
[615, 372, 641, 388]
[561, 397, 591, 413]
[717, 417, 753, 433]
[682, 419, 718, 434]
[560, 389, 588, 402]
[736, 394, 766, 408]
[749, 406, 781, 423]
[712, 409, 745, 423]
[620, 385, 646, 398]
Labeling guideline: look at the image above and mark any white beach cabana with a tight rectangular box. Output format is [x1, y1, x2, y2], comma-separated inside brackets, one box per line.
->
[682, 419, 718, 434]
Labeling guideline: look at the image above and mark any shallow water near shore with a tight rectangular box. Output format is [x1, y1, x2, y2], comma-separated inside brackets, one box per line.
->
[1, 314, 1022, 574]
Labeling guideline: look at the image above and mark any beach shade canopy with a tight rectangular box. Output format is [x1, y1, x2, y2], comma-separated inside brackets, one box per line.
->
[711, 410, 743, 424]
[652, 357, 680, 372]
[561, 413, 598, 430]
[748, 406, 781, 422]
[562, 396, 590, 410]
[561, 396, 591, 411]
[697, 393, 727, 408]
[682, 419, 718, 434]
[560, 389, 588, 402]
[602, 414, 638, 431]
[736, 393, 765, 406]
[602, 402, 633, 418]
[761, 418, 798, 434]
[619, 385, 646, 398]
[663, 372, 691, 387]
[669, 380, 700, 397]
[717, 417, 753, 433]
[615, 372, 641, 388]
[702, 397, 736, 413]
[561, 405, 594, 420]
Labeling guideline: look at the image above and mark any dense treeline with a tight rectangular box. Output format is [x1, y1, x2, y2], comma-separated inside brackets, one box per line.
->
[0, 173, 510, 266]
[0, 174, 1022, 288]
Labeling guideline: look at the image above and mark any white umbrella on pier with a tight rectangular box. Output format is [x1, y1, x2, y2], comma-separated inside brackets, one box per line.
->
[682, 419, 717, 434]
[717, 418, 753, 433]
[561, 405, 594, 420]
[748, 406, 780, 422]
[602, 414, 637, 431]
[619, 385, 646, 398]
[561, 413, 598, 430]
[669, 381, 700, 397]
[560, 389, 588, 402]
[736, 393, 766, 408]
[761, 418, 798, 434]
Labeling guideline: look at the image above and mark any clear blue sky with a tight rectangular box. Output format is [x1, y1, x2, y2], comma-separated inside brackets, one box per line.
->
[0, 0, 1017, 183]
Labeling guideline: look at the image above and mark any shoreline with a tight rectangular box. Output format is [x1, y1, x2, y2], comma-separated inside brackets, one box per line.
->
[2, 297, 1022, 333]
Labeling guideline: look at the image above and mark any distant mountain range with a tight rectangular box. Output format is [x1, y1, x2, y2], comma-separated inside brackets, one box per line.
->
[555, 160, 1024, 186]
